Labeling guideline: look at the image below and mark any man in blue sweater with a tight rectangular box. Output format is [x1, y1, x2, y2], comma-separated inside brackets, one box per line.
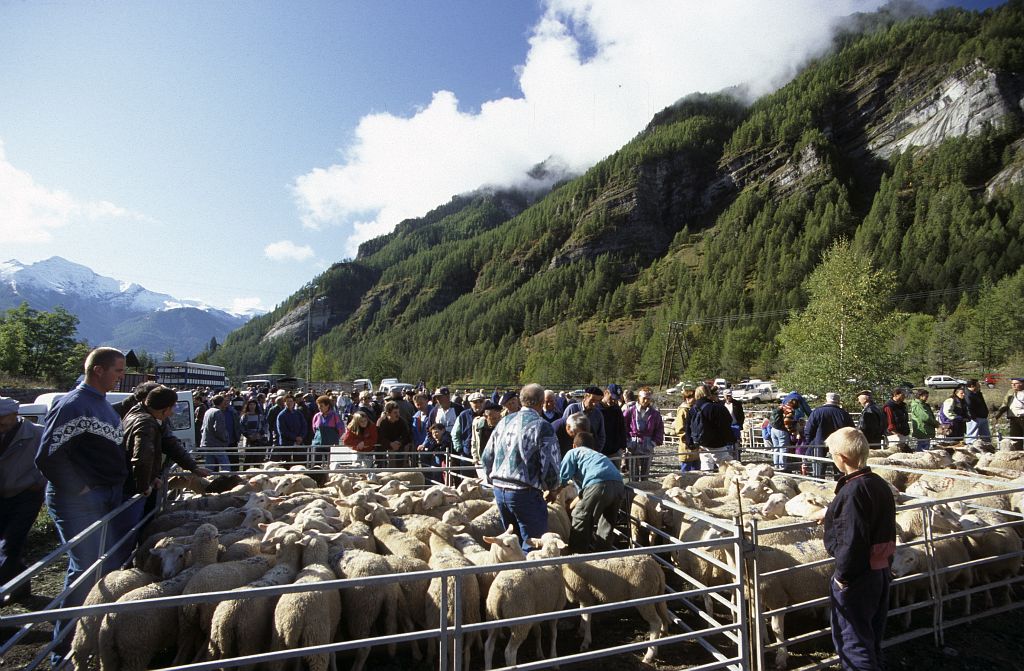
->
[35, 347, 126, 664]
[275, 394, 308, 462]
[548, 432, 624, 553]
[803, 393, 854, 478]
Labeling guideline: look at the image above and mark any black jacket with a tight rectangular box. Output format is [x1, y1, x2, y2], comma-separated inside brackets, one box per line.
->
[600, 403, 628, 457]
[724, 399, 745, 427]
[824, 467, 896, 584]
[858, 403, 886, 445]
[964, 388, 988, 419]
[686, 399, 734, 449]
[883, 399, 910, 436]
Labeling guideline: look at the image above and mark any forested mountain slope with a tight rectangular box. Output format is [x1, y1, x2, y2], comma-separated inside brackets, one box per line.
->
[213, 2, 1024, 387]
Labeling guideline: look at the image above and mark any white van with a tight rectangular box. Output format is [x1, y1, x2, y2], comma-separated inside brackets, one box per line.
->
[19, 390, 196, 451]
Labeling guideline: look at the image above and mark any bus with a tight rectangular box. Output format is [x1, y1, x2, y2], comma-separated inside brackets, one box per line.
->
[155, 361, 228, 390]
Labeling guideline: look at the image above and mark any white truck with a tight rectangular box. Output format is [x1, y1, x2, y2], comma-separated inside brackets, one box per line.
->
[18, 390, 197, 451]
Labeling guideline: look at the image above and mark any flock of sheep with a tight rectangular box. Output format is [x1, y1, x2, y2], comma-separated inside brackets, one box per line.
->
[66, 467, 670, 671]
[627, 442, 1024, 668]
[61, 440, 1024, 671]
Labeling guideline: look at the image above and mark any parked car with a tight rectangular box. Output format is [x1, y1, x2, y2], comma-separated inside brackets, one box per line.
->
[924, 375, 967, 389]
[984, 373, 1000, 389]
[733, 382, 779, 403]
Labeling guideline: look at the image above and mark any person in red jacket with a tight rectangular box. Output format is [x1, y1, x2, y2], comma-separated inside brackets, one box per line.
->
[343, 410, 378, 470]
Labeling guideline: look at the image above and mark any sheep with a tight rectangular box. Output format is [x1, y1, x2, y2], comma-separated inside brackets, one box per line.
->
[376, 470, 427, 487]
[145, 537, 189, 578]
[273, 473, 318, 495]
[978, 451, 1024, 470]
[206, 532, 305, 668]
[756, 493, 789, 520]
[890, 536, 973, 625]
[269, 534, 342, 671]
[425, 528, 483, 671]
[630, 489, 667, 546]
[220, 536, 265, 562]
[331, 547, 402, 671]
[98, 566, 201, 671]
[173, 554, 277, 664]
[748, 538, 832, 669]
[660, 471, 704, 490]
[482, 534, 567, 670]
[958, 512, 1022, 607]
[365, 504, 430, 561]
[69, 568, 155, 669]
[895, 503, 962, 542]
[784, 492, 830, 519]
[883, 449, 954, 470]
[377, 554, 432, 660]
[560, 552, 674, 664]
[740, 475, 779, 504]
[905, 471, 1011, 510]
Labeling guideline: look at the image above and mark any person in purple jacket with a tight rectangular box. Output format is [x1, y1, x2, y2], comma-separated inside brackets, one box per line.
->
[815, 427, 896, 671]
[622, 387, 664, 481]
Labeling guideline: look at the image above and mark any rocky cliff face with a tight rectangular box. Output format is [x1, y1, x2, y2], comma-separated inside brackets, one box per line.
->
[867, 62, 1024, 158]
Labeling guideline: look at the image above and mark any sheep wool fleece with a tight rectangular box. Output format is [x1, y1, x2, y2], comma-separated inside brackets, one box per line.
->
[824, 467, 896, 671]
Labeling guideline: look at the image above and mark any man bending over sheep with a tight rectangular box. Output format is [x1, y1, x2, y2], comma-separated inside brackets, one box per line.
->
[483, 383, 561, 553]
[548, 430, 624, 553]
[814, 427, 896, 671]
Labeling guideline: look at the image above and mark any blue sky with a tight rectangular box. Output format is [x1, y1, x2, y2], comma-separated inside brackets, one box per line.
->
[0, 0, 1006, 315]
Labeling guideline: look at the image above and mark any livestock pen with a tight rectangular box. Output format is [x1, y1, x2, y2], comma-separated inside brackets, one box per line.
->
[3, 442, 1024, 671]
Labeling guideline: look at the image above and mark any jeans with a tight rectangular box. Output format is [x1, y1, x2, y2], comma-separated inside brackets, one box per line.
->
[915, 438, 931, 452]
[770, 428, 791, 471]
[569, 480, 624, 554]
[46, 481, 124, 659]
[966, 418, 990, 444]
[806, 444, 826, 479]
[0, 487, 44, 590]
[204, 451, 231, 471]
[493, 486, 548, 554]
[831, 569, 890, 670]
[109, 496, 147, 570]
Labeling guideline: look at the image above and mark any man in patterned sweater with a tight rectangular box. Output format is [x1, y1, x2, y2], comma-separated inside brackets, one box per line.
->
[482, 383, 561, 553]
[35, 347, 126, 664]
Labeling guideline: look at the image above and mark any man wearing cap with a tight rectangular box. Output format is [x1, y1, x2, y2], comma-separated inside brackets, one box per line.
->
[561, 386, 606, 453]
[499, 390, 521, 415]
[994, 377, 1024, 450]
[804, 393, 855, 478]
[601, 386, 628, 467]
[452, 392, 486, 459]
[430, 387, 457, 432]
[0, 397, 46, 603]
[856, 391, 886, 447]
[482, 383, 561, 553]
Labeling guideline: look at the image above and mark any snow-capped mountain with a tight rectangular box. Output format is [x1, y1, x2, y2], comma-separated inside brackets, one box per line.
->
[0, 257, 260, 356]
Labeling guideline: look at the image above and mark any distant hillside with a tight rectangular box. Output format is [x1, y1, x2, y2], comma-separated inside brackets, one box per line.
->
[214, 2, 1024, 386]
[0, 257, 255, 356]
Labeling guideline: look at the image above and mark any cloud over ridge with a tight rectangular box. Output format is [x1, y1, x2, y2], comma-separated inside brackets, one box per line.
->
[293, 0, 885, 254]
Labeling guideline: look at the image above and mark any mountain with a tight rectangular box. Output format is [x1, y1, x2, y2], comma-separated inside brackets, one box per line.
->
[0, 257, 257, 356]
[213, 2, 1024, 386]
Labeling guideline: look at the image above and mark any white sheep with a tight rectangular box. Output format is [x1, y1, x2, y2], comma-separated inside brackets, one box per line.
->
[784, 492, 830, 519]
[958, 512, 1022, 607]
[482, 533, 567, 670]
[206, 532, 305, 667]
[560, 553, 673, 664]
[173, 554, 277, 664]
[365, 504, 430, 561]
[895, 503, 962, 542]
[269, 534, 342, 671]
[69, 568, 155, 669]
[331, 547, 402, 671]
[425, 528, 483, 671]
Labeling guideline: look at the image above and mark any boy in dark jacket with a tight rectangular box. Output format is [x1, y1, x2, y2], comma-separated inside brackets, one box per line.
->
[815, 427, 896, 670]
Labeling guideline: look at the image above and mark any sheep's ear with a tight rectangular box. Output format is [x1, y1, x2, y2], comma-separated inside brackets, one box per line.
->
[554, 538, 567, 549]
[258, 523, 269, 530]
[525, 537, 541, 548]
[482, 536, 497, 545]
[450, 523, 465, 532]
[504, 524, 515, 535]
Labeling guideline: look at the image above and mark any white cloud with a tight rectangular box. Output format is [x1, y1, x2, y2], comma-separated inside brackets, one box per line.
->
[264, 240, 315, 262]
[231, 296, 266, 315]
[294, 0, 886, 253]
[0, 139, 150, 244]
